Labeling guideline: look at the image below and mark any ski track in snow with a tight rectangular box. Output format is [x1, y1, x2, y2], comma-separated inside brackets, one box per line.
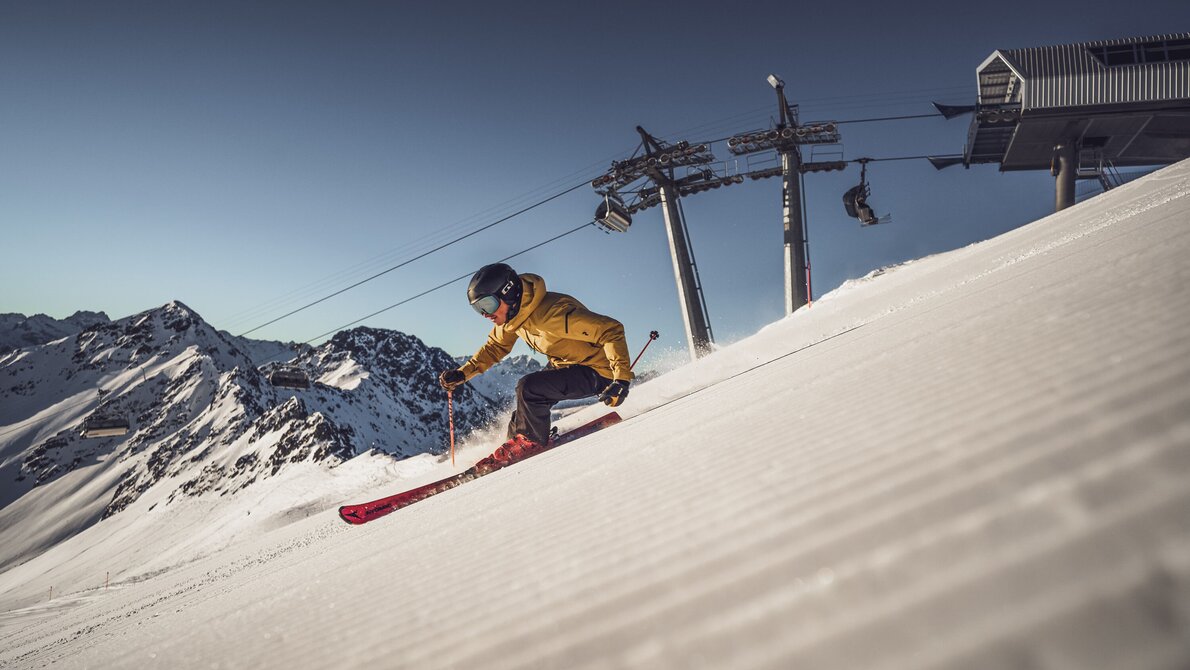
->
[1, 160, 1190, 668]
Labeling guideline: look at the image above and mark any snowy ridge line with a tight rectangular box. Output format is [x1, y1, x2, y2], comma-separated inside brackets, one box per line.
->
[625, 322, 866, 421]
[978, 183, 1190, 285]
[822, 170, 1190, 322]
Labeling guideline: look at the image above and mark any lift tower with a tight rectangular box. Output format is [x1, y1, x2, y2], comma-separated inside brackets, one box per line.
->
[727, 76, 843, 315]
[770, 75, 810, 314]
[637, 126, 713, 358]
[591, 127, 718, 360]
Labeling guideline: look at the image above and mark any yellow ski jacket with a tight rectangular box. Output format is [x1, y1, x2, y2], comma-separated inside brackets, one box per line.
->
[458, 274, 634, 383]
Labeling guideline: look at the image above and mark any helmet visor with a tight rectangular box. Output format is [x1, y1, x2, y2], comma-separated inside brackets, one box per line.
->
[470, 295, 501, 316]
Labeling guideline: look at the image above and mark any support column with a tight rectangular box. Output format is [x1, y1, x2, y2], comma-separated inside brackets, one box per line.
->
[782, 150, 810, 314]
[1054, 142, 1078, 212]
[658, 180, 712, 359]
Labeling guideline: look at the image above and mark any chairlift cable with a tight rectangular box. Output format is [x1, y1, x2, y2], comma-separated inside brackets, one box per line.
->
[662, 84, 970, 143]
[225, 175, 599, 332]
[835, 112, 945, 124]
[0, 384, 139, 438]
[237, 180, 592, 338]
[298, 221, 597, 346]
[223, 150, 636, 332]
[0, 396, 94, 438]
[852, 154, 960, 162]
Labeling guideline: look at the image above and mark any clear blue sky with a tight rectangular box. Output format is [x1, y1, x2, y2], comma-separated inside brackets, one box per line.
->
[2, 1, 1187, 361]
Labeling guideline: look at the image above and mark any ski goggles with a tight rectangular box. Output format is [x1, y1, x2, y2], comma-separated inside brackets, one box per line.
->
[470, 295, 501, 316]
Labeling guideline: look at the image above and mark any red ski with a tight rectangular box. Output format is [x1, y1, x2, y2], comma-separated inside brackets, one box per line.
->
[338, 411, 621, 525]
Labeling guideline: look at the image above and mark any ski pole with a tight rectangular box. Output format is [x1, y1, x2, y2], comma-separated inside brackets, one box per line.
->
[447, 389, 456, 466]
[631, 331, 660, 370]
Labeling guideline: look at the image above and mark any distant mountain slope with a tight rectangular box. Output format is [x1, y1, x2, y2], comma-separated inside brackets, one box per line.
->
[0, 310, 111, 354]
[0, 301, 535, 569]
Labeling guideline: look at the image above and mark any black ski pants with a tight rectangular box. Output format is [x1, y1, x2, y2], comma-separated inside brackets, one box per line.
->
[508, 365, 611, 445]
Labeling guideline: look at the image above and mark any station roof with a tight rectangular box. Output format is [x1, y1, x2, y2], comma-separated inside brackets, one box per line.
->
[961, 34, 1190, 171]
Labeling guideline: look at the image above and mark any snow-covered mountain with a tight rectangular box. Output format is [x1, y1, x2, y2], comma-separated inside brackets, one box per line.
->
[0, 306, 309, 377]
[0, 310, 111, 355]
[0, 302, 536, 570]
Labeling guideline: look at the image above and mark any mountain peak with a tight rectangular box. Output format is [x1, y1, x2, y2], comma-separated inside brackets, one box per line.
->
[156, 300, 201, 332]
[65, 310, 111, 326]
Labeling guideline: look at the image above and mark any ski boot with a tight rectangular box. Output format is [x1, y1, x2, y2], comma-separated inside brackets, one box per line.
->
[474, 434, 543, 474]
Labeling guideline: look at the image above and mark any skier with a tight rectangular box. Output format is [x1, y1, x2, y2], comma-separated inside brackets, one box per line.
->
[439, 262, 633, 463]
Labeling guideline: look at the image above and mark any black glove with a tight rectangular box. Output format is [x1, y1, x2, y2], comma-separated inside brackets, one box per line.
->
[599, 380, 630, 407]
[439, 369, 466, 391]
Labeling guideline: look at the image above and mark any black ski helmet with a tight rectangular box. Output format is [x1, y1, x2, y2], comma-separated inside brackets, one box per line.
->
[467, 263, 523, 317]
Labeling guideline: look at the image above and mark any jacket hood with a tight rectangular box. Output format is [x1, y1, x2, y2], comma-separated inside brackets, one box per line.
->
[504, 274, 545, 332]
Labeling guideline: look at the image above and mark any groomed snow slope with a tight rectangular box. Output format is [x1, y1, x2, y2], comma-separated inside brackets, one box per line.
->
[3, 159, 1190, 669]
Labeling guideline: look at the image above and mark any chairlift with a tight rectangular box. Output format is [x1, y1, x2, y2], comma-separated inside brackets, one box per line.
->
[843, 159, 889, 226]
[82, 415, 130, 438]
[595, 193, 632, 233]
[270, 366, 311, 390]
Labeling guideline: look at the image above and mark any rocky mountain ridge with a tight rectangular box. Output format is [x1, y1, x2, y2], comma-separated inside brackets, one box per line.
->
[0, 301, 537, 568]
[0, 310, 111, 355]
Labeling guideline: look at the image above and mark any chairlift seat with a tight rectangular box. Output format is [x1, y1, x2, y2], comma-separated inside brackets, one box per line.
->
[844, 160, 888, 225]
[270, 368, 311, 390]
[844, 184, 885, 225]
[595, 194, 632, 233]
[843, 184, 869, 219]
[82, 417, 130, 438]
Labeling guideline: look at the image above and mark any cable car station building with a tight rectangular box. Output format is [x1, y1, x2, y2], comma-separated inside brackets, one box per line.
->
[934, 34, 1190, 210]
